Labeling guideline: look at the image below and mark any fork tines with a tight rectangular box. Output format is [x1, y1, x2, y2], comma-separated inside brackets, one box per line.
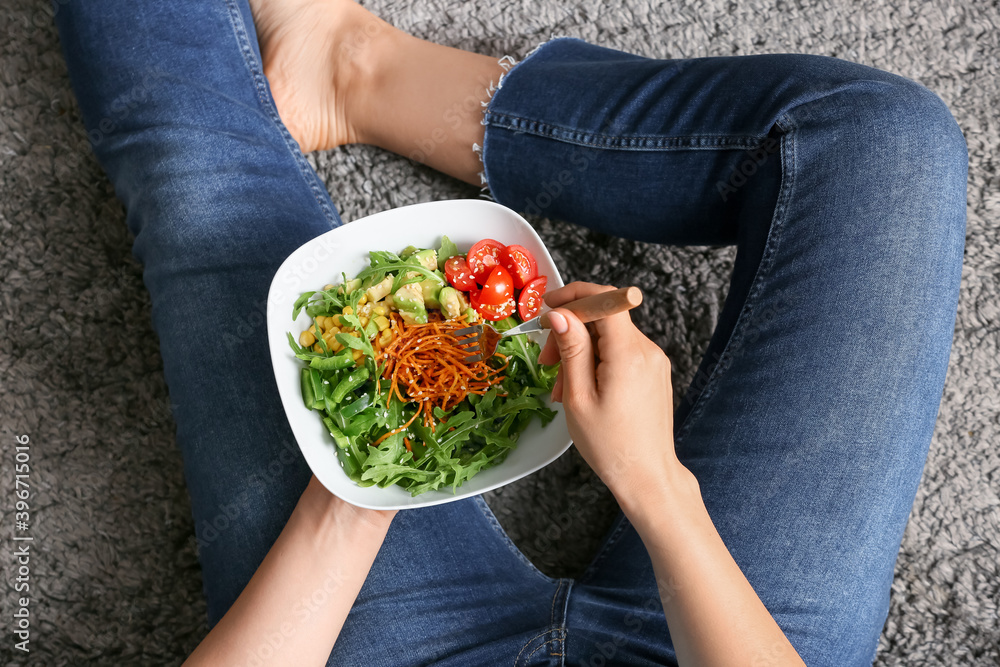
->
[451, 325, 483, 363]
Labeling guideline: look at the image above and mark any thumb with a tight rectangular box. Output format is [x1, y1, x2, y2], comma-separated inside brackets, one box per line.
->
[547, 309, 596, 405]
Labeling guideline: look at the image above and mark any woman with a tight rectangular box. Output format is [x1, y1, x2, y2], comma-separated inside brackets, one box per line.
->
[54, 0, 967, 665]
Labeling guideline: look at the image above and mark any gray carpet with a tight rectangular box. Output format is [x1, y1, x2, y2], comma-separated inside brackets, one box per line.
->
[2, 0, 998, 664]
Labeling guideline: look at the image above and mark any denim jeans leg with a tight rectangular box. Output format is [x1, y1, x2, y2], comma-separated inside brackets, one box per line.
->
[483, 39, 967, 666]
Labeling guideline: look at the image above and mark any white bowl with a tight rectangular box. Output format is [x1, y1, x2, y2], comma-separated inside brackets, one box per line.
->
[267, 199, 571, 510]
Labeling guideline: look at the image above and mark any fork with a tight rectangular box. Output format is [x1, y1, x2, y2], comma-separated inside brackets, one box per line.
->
[452, 286, 643, 363]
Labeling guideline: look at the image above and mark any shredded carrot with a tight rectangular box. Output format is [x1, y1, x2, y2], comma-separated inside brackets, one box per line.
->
[377, 314, 507, 432]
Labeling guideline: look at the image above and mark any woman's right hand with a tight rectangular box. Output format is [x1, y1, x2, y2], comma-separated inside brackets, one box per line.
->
[540, 283, 805, 666]
[538, 282, 699, 514]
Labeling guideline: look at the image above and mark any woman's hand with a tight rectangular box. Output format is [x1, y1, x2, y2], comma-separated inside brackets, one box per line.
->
[538, 282, 697, 512]
[538, 282, 804, 666]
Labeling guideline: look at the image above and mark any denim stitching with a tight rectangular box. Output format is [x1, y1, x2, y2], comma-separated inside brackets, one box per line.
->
[221, 0, 339, 228]
[473, 496, 555, 584]
[555, 580, 572, 665]
[484, 111, 767, 151]
[523, 636, 565, 665]
[515, 629, 560, 666]
[675, 117, 797, 443]
[549, 579, 563, 624]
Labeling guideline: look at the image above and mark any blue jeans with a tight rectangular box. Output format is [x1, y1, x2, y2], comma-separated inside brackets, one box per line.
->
[55, 1, 967, 665]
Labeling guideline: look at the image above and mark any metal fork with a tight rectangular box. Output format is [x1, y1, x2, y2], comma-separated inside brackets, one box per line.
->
[452, 286, 643, 362]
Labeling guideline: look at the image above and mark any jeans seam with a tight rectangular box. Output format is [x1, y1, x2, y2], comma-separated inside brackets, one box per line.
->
[221, 0, 339, 228]
[555, 579, 572, 665]
[523, 637, 565, 665]
[514, 629, 560, 666]
[675, 117, 797, 443]
[484, 111, 769, 151]
[473, 496, 555, 584]
[549, 579, 563, 624]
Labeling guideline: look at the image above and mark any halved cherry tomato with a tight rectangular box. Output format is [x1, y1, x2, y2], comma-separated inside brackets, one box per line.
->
[499, 245, 538, 289]
[444, 256, 477, 291]
[469, 282, 515, 321]
[479, 266, 514, 307]
[477, 299, 516, 321]
[518, 276, 547, 321]
[467, 239, 506, 285]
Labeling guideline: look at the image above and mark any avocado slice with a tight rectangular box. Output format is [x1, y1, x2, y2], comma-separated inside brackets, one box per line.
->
[412, 248, 437, 271]
[394, 282, 427, 324]
[418, 270, 446, 309]
[439, 287, 467, 319]
[337, 278, 362, 295]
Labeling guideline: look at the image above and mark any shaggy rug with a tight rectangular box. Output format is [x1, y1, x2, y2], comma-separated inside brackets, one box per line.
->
[1, 0, 997, 664]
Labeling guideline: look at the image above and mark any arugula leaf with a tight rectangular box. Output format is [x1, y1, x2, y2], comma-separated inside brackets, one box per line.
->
[368, 250, 402, 267]
[292, 291, 316, 320]
[355, 259, 439, 292]
[497, 331, 543, 386]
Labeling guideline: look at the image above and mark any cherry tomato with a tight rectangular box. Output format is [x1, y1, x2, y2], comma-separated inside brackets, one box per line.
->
[499, 245, 538, 289]
[518, 276, 547, 321]
[444, 256, 477, 291]
[467, 239, 506, 285]
[479, 266, 514, 307]
[469, 282, 515, 321]
[477, 299, 516, 321]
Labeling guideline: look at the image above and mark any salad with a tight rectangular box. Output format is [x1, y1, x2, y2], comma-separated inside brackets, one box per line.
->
[286, 236, 559, 496]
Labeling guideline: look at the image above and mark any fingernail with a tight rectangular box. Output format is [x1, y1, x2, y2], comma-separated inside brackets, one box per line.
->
[549, 311, 568, 334]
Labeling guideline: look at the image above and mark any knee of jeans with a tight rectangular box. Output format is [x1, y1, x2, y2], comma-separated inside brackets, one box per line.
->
[879, 80, 967, 255]
[797, 76, 968, 253]
[878, 77, 967, 176]
[110, 127, 325, 269]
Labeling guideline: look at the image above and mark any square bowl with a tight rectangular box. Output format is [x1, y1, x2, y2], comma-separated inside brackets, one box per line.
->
[266, 199, 571, 510]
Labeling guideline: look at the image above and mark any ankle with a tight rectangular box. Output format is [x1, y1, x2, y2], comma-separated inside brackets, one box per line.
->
[332, 5, 400, 147]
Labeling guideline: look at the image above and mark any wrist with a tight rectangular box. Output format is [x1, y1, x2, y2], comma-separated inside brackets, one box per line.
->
[614, 464, 705, 537]
[298, 476, 396, 543]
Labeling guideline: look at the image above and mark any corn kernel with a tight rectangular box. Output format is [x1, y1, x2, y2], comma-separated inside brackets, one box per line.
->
[330, 338, 344, 352]
[357, 295, 368, 306]
[322, 284, 335, 291]
[374, 315, 390, 331]
[342, 306, 354, 316]
[311, 323, 323, 337]
[299, 330, 316, 347]
[378, 329, 392, 347]
[374, 304, 388, 316]
[359, 315, 369, 328]
[352, 349, 363, 361]
[313, 342, 324, 353]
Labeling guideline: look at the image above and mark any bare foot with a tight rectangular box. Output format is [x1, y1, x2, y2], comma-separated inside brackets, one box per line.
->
[250, 0, 389, 152]
[250, 0, 506, 184]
